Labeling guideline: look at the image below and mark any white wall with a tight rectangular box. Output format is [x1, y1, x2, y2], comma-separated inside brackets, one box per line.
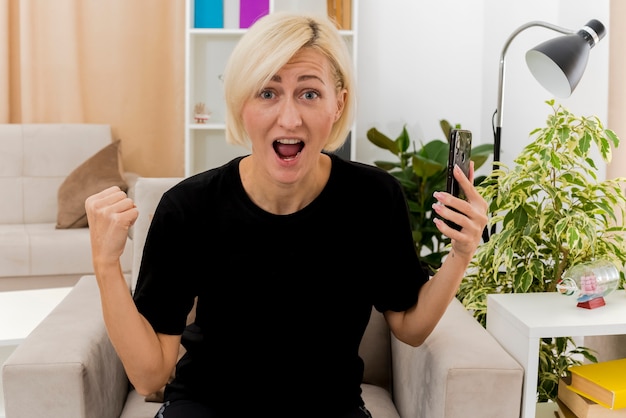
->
[355, 0, 610, 178]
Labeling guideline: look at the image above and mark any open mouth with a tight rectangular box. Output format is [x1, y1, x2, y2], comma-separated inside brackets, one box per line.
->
[273, 139, 304, 160]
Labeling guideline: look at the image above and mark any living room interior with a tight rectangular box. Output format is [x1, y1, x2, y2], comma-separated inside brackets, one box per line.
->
[1, 1, 626, 418]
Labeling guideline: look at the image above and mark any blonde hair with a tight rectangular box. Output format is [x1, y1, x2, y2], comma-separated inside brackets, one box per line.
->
[222, 12, 355, 152]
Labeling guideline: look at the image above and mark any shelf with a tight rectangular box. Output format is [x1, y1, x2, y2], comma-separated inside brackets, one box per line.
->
[189, 28, 246, 36]
[535, 402, 559, 418]
[189, 123, 226, 130]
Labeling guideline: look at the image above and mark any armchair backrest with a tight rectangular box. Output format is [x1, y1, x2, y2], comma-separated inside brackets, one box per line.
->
[127, 177, 392, 392]
[129, 177, 184, 293]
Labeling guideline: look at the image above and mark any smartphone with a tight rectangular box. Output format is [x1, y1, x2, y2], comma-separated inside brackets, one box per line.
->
[445, 129, 472, 229]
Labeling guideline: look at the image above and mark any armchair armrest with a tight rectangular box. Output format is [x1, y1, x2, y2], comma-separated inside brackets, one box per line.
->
[392, 297, 523, 418]
[2, 276, 129, 418]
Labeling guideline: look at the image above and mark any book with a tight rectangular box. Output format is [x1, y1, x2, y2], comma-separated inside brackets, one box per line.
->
[239, 0, 269, 29]
[559, 377, 626, 417]
[326, 0, 352, 30]
[556, 398, 579, 418]
[568, 358, 626, 410]
[194, 0, 224, 28]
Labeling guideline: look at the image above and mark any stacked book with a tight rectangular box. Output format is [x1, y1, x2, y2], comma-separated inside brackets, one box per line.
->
[556, 358, 626, 418]
[326, 0, 352, 29]
[193, 0, 353, 30]
[194, 0, 270, 28]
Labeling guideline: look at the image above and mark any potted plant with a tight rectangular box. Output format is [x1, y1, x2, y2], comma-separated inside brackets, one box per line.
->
[366, 120, 493, 274]
[457, 100, 626, 402]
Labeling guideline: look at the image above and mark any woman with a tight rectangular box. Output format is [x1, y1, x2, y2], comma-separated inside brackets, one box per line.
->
[85, 11, 488, 418]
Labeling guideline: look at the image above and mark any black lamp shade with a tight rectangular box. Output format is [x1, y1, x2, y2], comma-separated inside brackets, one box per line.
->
[525, 19, 606, 98]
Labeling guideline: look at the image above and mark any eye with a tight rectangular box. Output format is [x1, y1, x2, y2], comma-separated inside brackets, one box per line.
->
[302, 90, 319, 100]
[260, 90, 275, 100]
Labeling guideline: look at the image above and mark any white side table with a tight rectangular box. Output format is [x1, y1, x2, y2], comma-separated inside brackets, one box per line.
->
[487, 290, 626, 418]
[0, 287, 73, 417]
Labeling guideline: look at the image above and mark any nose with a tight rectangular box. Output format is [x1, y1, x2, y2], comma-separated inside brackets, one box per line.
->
[277, 97, 302, 130]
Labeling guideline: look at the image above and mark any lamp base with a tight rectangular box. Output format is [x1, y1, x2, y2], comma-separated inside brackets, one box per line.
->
[577, 297, 606, 309]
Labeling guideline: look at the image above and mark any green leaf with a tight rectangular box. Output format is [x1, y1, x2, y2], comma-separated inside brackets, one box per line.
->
[518, 269, 534, 292]
[471, 143, 494, 156]
[372, 161, 399, 171]
[396, 125, 410, 153]
[421, 139, 449, 165]
[579, 131, 591, 155]
[366, 127, 399, 155]
[566, 226, 581, 250]
[412, 154, 445, 179]
[605, 129, 620, 148]
[440, 119, 452, 140]
[598, 133, 612, 161]
[470, 143, 494, 169]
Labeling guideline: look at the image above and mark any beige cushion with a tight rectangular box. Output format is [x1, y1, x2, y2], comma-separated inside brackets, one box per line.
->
[0, 223, 134, 277]
[56, 140, 128, 229]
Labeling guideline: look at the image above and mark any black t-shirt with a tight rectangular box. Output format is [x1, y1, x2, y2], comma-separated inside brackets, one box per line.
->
[133, 154, 428, 417]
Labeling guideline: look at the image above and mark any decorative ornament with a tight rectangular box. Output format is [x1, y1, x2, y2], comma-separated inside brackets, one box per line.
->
[557, 259, 620, 309]
[194, 102, 211, 123]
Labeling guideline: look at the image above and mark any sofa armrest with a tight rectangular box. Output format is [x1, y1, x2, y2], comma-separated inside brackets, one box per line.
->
[2, 276, 129, 418]
[392, 297, 523, 418]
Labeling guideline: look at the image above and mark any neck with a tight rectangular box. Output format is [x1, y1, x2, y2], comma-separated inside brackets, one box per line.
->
[239, 154, 331, 215]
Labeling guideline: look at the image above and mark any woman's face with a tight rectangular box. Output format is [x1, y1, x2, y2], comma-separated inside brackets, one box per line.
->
[241, 47, 345, 185]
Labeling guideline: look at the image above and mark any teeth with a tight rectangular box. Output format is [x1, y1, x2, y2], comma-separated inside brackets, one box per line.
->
[276, 139, 301, 144]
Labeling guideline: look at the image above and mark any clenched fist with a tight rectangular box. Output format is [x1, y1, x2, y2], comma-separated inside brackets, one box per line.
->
[85, 186, 138, 268]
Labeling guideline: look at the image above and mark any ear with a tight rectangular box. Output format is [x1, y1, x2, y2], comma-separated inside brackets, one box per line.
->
[334, 89, 347, 122]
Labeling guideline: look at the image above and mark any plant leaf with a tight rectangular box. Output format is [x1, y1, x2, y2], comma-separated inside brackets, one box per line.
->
[412, 154, 444, 178]
[396, 125, 410, 153]
[366, 127, 398, 155]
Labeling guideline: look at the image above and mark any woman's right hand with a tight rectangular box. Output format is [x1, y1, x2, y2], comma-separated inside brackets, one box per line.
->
[85, 186, 138, 268]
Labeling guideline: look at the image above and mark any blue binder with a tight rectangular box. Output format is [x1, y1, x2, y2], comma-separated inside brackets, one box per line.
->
[194, 0, 224, 28]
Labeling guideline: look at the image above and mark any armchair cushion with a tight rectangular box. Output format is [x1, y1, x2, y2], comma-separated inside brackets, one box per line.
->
[56, 139, 128, 229]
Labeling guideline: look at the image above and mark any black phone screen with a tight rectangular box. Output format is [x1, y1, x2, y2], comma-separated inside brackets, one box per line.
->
[446, 129, 472, 199]
[445, 129, 472, 230]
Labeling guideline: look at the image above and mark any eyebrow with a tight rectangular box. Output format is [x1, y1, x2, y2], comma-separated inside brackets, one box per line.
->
[270, 74, 326, 85]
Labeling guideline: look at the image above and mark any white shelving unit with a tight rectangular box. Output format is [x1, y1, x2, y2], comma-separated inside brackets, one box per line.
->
[184, 0, 358, 177]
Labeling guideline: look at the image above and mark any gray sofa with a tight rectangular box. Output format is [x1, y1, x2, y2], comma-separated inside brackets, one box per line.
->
[2, 177, 525, 418]
[0, 124, 133, 290]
